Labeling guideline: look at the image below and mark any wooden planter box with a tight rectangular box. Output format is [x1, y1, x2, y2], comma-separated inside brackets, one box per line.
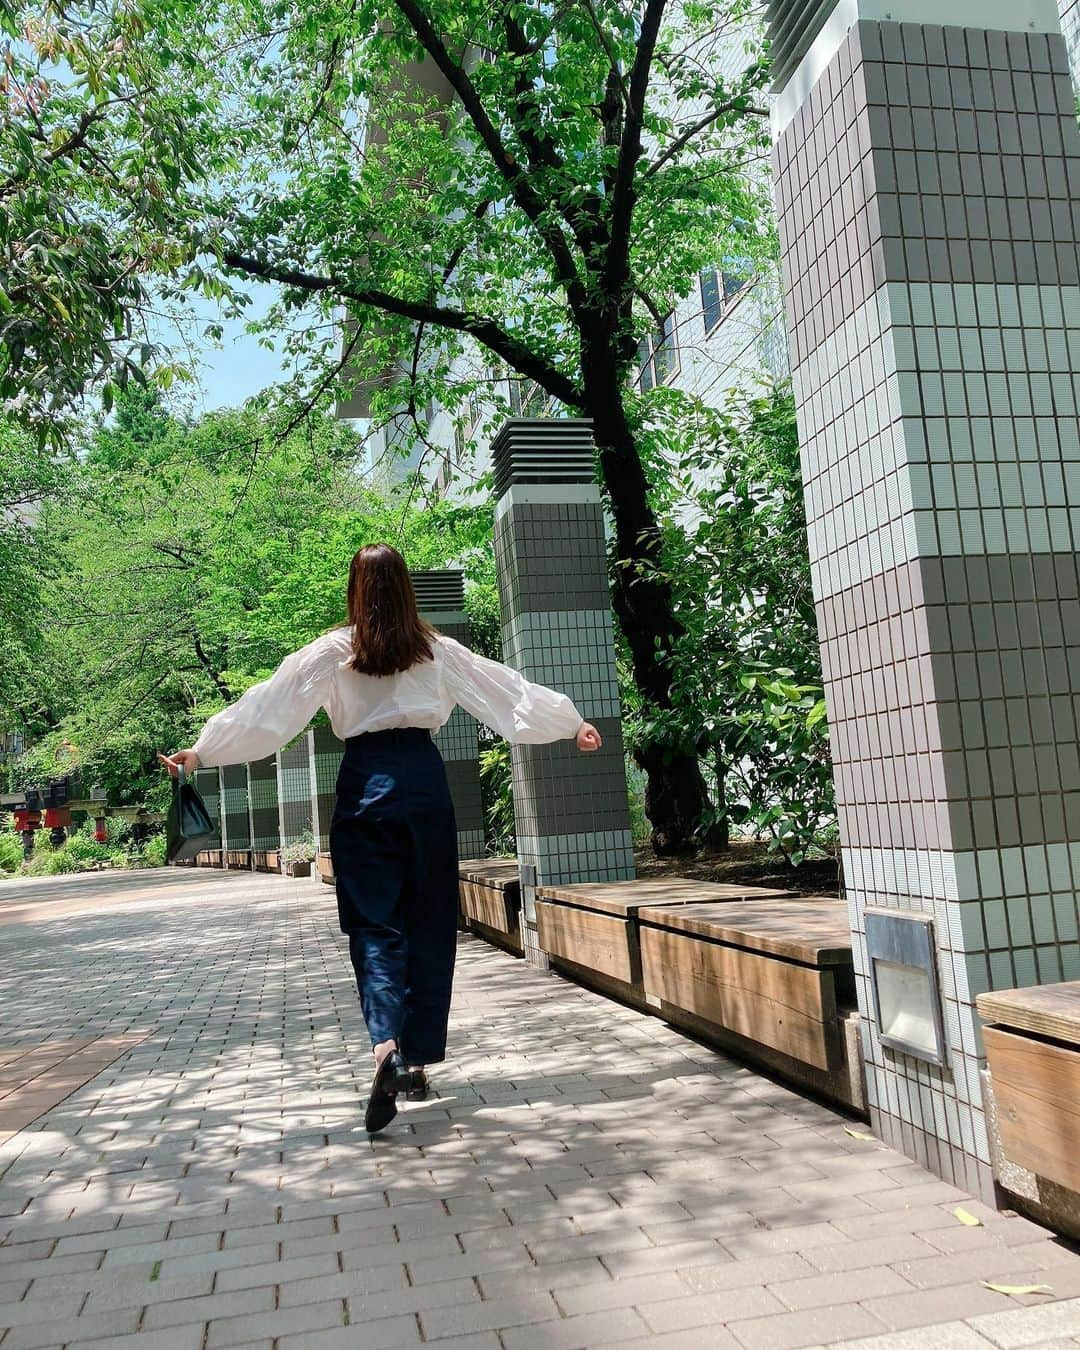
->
[535, 878, 797, 1002]
[978, 984, 1080, 1212]
[284, 858, 312, 878]
[638, 897, 854, 1072]
[265, 850, 281, 873]
[316, 852, 335, 885]
[226, 850, 252, 870]
[458, 859, 522, 956]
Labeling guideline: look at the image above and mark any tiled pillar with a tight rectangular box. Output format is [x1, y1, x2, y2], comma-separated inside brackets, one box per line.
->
[309, 725, 345, 855]
[491, 419, 635, 965]
[277, 736, 314, 851]
[219, 763, 252, 866]
[193, 767, 222, 858]
[412, 569, 486, 859]
[247, 755, 280, 860]
[768, 0, 1080, 1198]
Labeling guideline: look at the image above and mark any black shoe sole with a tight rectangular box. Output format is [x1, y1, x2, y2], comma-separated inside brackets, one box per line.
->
[364, 1055, 412, 1133]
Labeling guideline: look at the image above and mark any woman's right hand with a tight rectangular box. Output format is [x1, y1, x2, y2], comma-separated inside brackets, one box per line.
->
[576, 722, 602, 752]
[157, 749, 200, 778]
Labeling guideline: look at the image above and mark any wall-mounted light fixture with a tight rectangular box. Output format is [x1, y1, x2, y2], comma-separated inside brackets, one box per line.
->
[864, 910, 948, 1066]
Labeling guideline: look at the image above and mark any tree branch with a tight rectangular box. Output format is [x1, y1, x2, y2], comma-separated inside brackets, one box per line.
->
[222, 250, 583, 408]
[602, 0, 667, 295]
[389, 0, 585, 308]
[645, 98, 768, 178]
[0, 99, 128, 199]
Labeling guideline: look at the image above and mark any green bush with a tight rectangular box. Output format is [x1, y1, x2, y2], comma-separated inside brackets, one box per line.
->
[0, 832, 24, 874]
[140, 833, 168, 867]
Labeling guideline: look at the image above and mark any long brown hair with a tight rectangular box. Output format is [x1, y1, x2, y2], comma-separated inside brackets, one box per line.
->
[346, 544, 435, 675]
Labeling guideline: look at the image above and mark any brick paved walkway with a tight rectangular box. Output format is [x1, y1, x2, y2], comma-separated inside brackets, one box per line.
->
[0, 869, 1078, 1350]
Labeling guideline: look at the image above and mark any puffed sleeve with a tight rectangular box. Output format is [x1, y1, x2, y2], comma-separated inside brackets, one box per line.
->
[440, 636, 585, 745]
[191, 636, 334, 767]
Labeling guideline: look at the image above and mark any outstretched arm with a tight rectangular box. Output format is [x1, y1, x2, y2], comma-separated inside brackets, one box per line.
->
[160, 638, 333, 773]
[441, 637, 602, 750]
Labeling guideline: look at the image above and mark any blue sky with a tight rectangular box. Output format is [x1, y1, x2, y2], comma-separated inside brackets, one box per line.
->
[170, 282, 292, 413]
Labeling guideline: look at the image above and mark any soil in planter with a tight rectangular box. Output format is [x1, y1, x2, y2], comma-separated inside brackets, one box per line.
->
[633, 840, 840, 897]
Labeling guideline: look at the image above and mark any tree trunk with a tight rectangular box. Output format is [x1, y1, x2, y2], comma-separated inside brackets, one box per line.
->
[583, 369, 708, 856]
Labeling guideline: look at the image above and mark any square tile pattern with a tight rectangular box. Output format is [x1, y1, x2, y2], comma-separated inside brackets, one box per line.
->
[192, 768, 222, 850]
[277, 734, 315, 849]
[492, 435, 635, 922]
[247, 755, 280, 851]
[218, 764, 251, 852]
[773, 15, 1080, 1196]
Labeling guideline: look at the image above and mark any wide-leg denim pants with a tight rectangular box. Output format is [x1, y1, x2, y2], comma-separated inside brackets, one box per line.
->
[331, 728, 460, 1065]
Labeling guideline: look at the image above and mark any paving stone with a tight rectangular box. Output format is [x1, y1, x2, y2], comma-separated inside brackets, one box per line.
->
[833, 1325, 998, 1349]
[276, 1320, 423, 1350]
[419, 1291, 559, 1340]
[205, 1299, 346, 1347]
[2, 872, 1079, 1350]
[771, 1264, 912, 1310]
[0, 1310, 142, 1350]
[140, 1286, 275, 1331]
[864, 1282, 1015, 1331]
[74, 1328, 206, 1350]
[639, 1286, 787, 1332]
[730, 1303, 887, 1349]
[968, 1300, 1080, 1347]
[499, 1306, 652, 1349]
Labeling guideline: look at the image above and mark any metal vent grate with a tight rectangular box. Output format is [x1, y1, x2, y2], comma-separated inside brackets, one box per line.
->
[766, 0, 841, 91]
[411, 569, 465, 612]
[490, 418, 596, 499]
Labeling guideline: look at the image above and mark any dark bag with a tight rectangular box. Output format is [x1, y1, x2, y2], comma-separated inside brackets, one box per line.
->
[166, 764, 215, 863]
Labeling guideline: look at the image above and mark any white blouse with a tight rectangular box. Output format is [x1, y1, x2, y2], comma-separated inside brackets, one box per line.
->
[190, 629, 585, 768]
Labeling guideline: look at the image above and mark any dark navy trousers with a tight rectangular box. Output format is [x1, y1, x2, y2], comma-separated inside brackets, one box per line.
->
[331, 728, 460, 1065]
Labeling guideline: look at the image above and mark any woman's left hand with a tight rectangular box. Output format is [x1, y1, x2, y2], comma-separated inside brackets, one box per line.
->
[576, 722, 602, 752]
[157, 749, 200, 778]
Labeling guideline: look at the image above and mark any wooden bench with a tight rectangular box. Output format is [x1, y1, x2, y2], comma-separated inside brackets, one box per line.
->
[534, 879, 863, 1112]
[639, 897, 855, 1072]
[459, 859, 523, 956]
[535, 878, 797, 997]
[977, 982, 1080, 1237]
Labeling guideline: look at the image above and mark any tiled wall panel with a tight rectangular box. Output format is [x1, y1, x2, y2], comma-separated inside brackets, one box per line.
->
[310, 724, 345, 854]
[247, 755, 280, 851]
[771, 7, 1080, 1199]
[277, 735, 314, 849]
[219, 763, 251, 853]
[413, 575, 487, 859]
[193, 767, 222, 851]
[491, 422, 635, 964]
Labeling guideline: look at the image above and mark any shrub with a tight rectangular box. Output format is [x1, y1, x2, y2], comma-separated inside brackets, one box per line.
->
[0, 831, 24, 873]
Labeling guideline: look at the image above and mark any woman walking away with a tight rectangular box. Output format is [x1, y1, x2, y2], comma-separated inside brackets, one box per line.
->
[159, 544, 601, 1133]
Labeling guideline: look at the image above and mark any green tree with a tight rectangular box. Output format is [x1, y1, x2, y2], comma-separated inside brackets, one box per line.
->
[8, 392, 496, 804]
[3, 0, 773, 852]
[660, 387, 834, 864]
[0, 1, 208, 440]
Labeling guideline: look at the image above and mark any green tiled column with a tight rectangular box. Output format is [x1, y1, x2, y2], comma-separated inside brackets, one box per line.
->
[309, 724, 345, 854]
[412, 569, 486, 860]
[219, 763, 251, 867]
[491, 419, 634, 966]
[247, 754, 280, 859]
[193, 766, 222, 861]
[277, 735, 314, 849]
[768, 0, 1080, 1199]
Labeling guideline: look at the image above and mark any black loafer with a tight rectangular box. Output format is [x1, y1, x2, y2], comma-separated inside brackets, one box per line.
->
[364, 1050, 411, 1133]
[405, 1069, 429, 1102]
